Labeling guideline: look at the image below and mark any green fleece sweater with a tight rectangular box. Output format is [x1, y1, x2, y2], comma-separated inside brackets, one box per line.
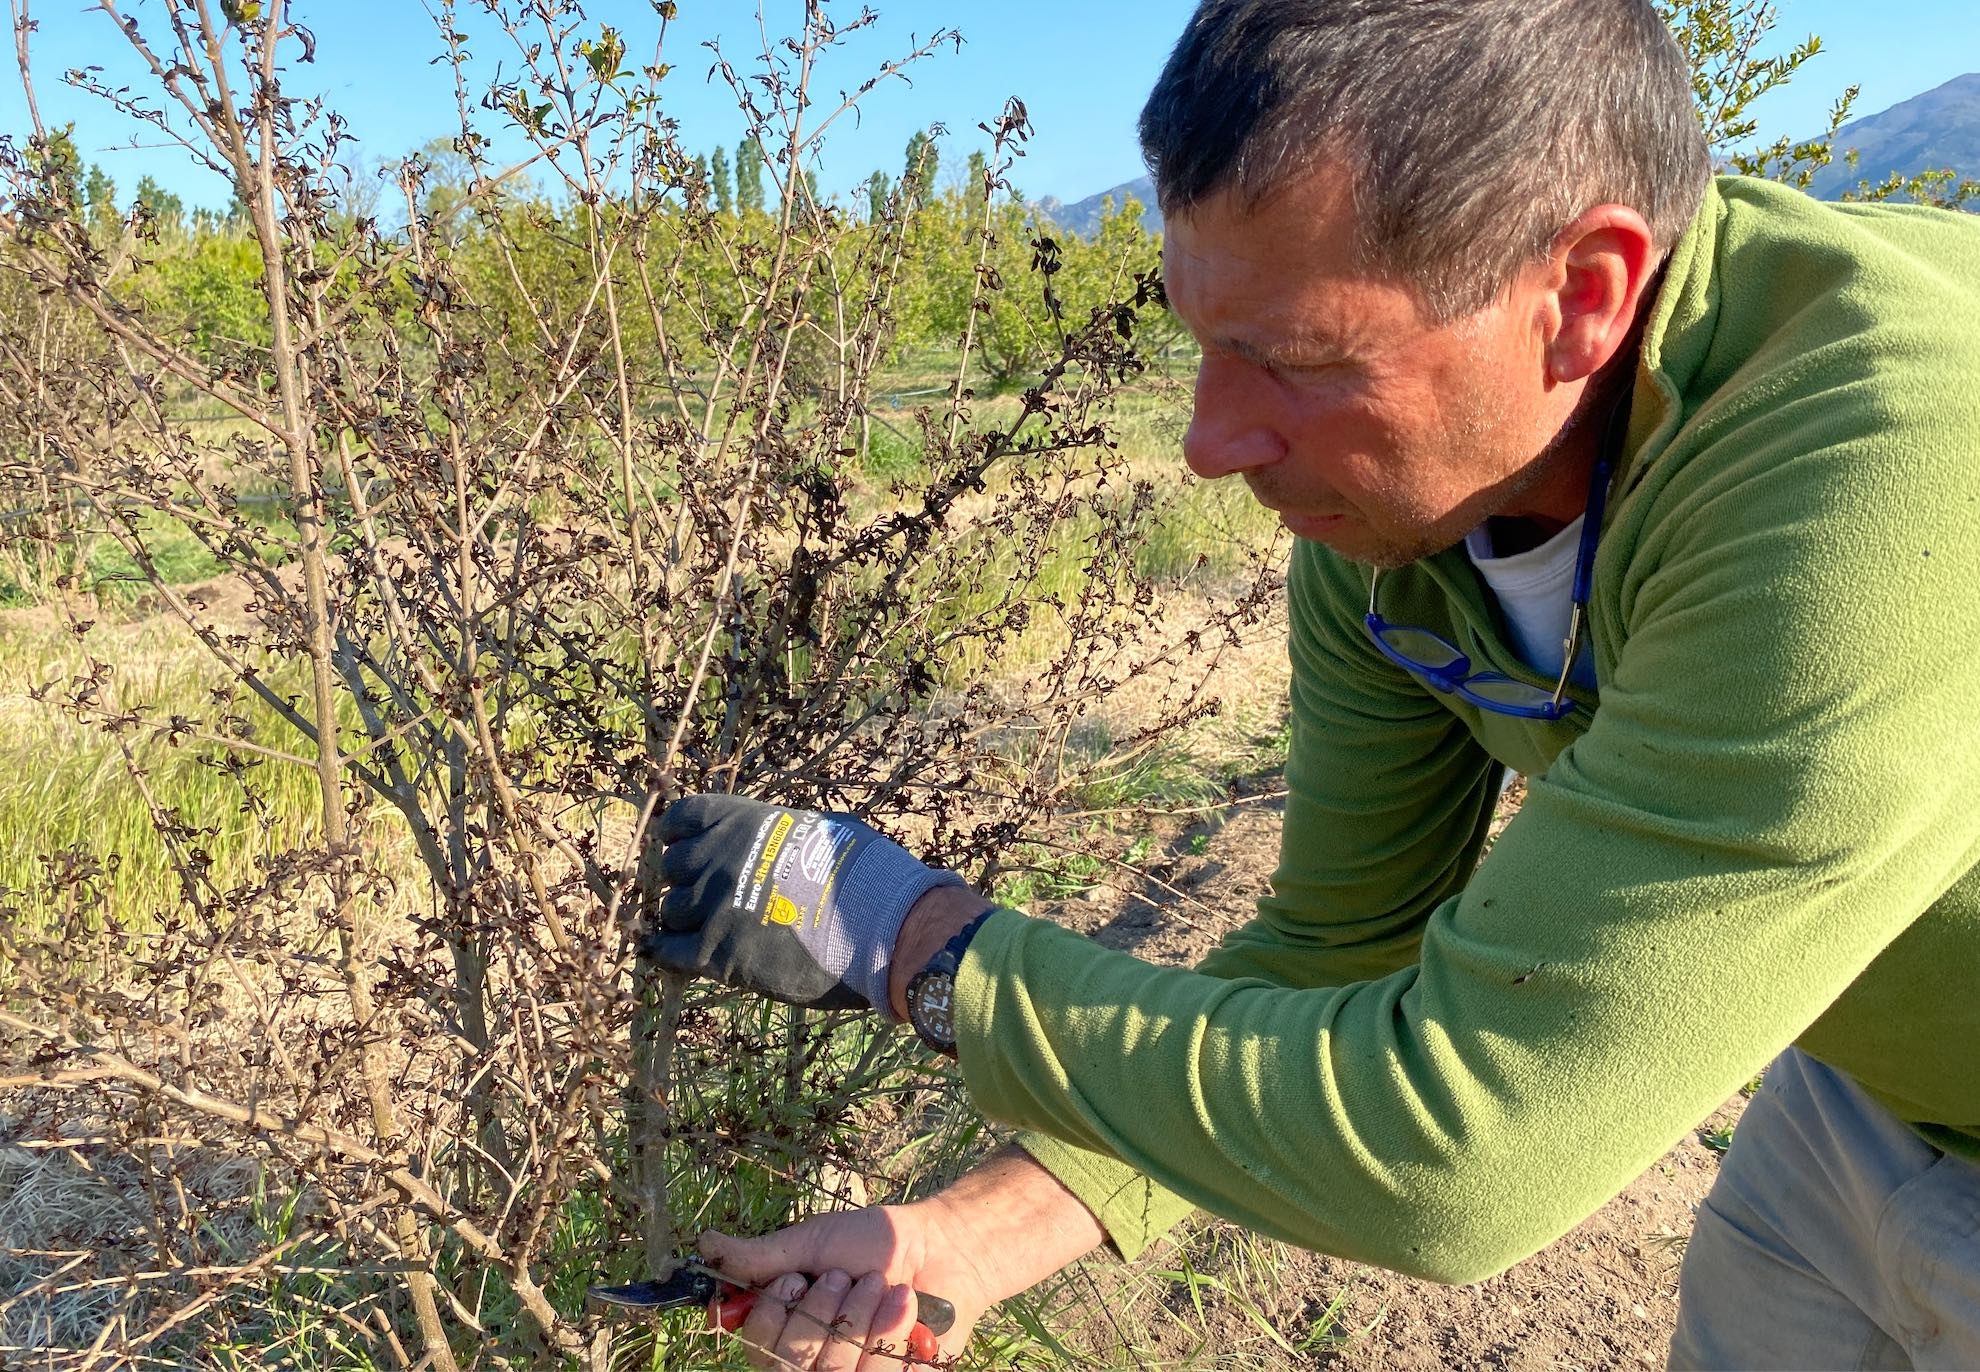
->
[953, 176, 1980, 1283]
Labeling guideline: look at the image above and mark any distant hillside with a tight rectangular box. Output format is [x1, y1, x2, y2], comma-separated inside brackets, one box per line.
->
[1032, 174, 1162, 238]
[1805, 72, 1980, 199]
[1038, 74, 1978, 229]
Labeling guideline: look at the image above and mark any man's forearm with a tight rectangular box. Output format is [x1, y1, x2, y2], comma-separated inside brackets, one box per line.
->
[889, 889, 1111, 1293]
[893, 890, 1118, 1287]
[916, 1144, 1109, 1302]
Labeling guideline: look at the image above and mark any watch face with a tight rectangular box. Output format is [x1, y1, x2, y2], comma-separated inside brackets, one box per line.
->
[907, 970, 958, 1048]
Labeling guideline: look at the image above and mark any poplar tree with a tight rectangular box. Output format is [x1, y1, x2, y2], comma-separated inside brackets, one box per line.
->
[83, 165, 118, 232]
[791, 166, 819, 211]
[734, 137, 765, 213]
[134, 174, 185, 234]
[901, 130, 936, 208]
[709, 144, 733, 214]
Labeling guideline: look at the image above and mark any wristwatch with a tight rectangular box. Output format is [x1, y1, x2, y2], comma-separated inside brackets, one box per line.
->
[904, 910, 995, 1056]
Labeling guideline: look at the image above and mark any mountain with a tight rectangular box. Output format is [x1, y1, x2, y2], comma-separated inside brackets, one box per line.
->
[1039, 74, 1979, 231]
[1032, 175, 1162, 238]
[1804, 72, 1980, 200]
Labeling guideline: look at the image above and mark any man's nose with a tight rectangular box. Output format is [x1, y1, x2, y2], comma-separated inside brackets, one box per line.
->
[1182, 356, 1286, 480]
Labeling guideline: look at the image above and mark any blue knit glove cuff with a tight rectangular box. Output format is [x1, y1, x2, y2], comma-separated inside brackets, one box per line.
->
[831, 841, 968, 1021]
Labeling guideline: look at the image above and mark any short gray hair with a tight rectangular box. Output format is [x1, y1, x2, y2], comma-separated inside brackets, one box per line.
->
[1140, 0, 1712, 319]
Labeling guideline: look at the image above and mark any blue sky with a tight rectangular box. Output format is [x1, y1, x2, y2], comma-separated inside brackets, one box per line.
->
[8, 0, 1975, 212]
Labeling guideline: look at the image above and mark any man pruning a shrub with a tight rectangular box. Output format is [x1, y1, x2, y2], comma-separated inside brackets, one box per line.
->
[648, 0, 1980, 1366]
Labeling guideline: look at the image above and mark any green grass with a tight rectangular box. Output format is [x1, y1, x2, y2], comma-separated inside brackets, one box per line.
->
[1131, 475, 1281, 585]
[0, 617, 332, 930]
[861, 416, 928, 485]
[1073, 737, 1231, 814]
[772, 367, 1280, 687]
[1, 506, 235, 609]
[990, 847, 1110, 907]
[0, 1002, 955, 1368]
[191, 1179, 398, 1371]
[85, 517, 227, 596]
[907, 472, 1280, 685]
[975, 1218, 1370, 1370]
[1155, 1253, 1306, 1362]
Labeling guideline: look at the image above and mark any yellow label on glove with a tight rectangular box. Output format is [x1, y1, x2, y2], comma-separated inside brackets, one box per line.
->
[753, 812, 795, 888]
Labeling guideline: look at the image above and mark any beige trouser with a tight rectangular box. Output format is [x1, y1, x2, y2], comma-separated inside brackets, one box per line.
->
[1668, 1047, 1980, 1371]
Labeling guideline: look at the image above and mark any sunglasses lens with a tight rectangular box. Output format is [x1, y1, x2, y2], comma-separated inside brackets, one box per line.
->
[1374, 625, 1465, 672]
[1463, 675, 1557, 708]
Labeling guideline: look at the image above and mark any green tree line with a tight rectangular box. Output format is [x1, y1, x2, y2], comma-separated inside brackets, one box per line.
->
[23, 1, 1977, 425]
[43, 125, 1163, 393]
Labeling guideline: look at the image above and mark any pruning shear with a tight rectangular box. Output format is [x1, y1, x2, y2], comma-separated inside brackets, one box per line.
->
[588, 1256, 954, 1362]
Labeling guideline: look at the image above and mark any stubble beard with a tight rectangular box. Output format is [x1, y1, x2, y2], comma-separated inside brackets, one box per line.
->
[1353, 370, 1598, 569]
[1338, 394, 1560, 571]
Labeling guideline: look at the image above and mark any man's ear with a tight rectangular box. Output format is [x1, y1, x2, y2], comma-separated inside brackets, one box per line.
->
[1540, 205, 1660, 386]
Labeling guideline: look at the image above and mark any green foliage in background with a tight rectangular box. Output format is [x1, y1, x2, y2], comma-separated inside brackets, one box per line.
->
[14, 2, 1964, 408]
[133, 230, 268, 353]
[0, 4, 1970, 1367]
[1663, 0, 1976, 207]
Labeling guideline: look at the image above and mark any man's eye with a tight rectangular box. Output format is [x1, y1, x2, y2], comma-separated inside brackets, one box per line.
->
[1273, 360, 1337, 379]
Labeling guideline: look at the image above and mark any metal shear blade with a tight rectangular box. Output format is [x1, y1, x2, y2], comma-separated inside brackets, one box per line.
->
[586, 1258, 724, 1311]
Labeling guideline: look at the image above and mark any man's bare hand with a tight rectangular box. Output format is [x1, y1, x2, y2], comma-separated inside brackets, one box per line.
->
[701, 1147, 1109, 1370]
[703, 1203, 986, 1368]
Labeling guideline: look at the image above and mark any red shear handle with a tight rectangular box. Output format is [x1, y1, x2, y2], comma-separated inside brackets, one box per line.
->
[711, 1288, 941, 1362]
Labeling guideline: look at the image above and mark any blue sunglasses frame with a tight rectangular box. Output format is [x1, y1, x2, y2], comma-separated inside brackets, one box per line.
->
[1362, 432, 1620, 721]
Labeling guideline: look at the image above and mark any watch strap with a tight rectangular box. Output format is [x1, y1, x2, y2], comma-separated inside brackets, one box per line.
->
[907, 909, 998, 1054]
[926, 909, 996, 977]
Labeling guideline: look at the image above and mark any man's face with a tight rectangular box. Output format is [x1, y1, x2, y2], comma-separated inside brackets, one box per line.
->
[1163, 162, 1583, 567]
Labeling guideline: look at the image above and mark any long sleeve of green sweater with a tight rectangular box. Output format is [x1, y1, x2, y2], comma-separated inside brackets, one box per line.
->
[958, 177, 1980, 1283]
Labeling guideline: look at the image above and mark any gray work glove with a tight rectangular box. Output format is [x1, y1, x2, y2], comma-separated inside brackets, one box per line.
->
[641, 793, 967, 1016]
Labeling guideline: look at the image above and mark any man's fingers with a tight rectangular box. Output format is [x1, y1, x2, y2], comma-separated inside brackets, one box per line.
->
[737, 1273, 806, 1372]
[814, 1273, 891, 1372]
[777, 1267, 853, 1371]
[702, 1226, 828, 1286]
[656, 830, 709, 887]
[640, 928, 702, 975]
[701, 1208, 913, 1286]
[856, 1283, 917, 1372]
[657, 793, 728, 844]
[654, 890, 695, 935]
[658, 849, 742, 929]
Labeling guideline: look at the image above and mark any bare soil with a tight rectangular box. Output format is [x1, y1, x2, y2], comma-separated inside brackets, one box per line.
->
[1024, 783, 1740, 1371]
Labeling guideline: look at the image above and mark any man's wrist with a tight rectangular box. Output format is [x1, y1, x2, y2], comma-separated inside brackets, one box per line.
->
[889, 883, 995, 1020]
